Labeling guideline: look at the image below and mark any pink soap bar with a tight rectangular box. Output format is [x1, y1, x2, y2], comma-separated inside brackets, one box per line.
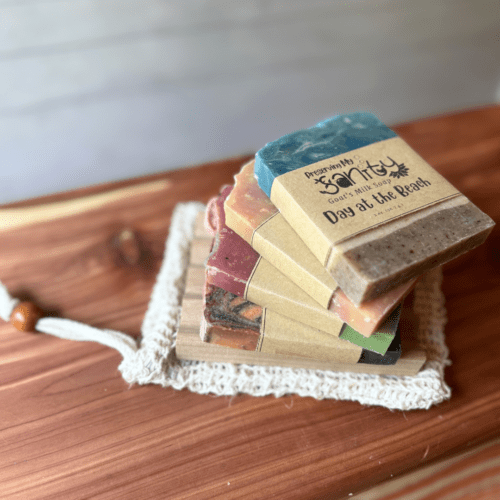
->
[223, 161, 416, 336]
[205, 185, 260, 297]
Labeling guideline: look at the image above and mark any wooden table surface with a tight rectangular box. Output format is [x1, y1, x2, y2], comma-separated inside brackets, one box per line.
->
[1, 106, 499, 500]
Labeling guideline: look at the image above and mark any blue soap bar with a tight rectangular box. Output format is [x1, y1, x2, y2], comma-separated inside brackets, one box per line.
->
[253, 111, 494, 305]
[255, 112, 397, 197]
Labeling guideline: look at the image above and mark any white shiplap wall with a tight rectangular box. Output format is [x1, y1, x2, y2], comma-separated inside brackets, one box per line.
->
[0, 0, 499, 203]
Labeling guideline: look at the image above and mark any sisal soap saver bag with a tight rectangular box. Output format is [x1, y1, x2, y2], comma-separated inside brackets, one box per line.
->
[0, 202, 451, 411]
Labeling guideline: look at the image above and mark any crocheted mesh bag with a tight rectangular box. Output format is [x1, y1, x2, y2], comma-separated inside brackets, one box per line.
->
[0, 202, 451, 411]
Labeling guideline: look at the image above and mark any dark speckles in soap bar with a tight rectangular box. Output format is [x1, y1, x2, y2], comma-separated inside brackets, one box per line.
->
[203, 283, 263, 351]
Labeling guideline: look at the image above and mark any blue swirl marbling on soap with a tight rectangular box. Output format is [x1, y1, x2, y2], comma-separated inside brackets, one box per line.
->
[254, 112, 397, 197]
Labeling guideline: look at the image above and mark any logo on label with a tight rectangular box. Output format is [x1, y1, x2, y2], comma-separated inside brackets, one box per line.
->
[310, 157, 409, 195]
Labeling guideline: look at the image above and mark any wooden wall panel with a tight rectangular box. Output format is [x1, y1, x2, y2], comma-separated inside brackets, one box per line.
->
[0, 0, 499, 203]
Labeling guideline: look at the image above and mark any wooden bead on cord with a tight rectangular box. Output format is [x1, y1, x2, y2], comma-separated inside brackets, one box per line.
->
[10, 302, 43, 332]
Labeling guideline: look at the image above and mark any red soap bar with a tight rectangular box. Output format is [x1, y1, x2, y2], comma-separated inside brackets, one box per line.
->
[205, 185, 259, 296]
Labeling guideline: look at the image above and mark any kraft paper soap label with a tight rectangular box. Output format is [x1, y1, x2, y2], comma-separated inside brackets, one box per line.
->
[251, 212, 338, 309]
[244, 256, 346, 337]
[270, 136, 461, 266]
[256, 309, 362, 363]
[243, 257, 396, 354]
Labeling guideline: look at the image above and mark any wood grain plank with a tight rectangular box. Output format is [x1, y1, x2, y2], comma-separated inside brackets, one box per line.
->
[2, 0, 497, 111]
[4, 0, 496, 54]
[3, 20, 497, 110]
[0, 108, 498, 499]
[2, 0, 498, 207]
[353, 438, 500, 499]
[0, 180, 169, 231]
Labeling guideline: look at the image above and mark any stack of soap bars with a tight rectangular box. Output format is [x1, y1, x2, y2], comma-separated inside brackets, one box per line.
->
[176, 112, 495, 377]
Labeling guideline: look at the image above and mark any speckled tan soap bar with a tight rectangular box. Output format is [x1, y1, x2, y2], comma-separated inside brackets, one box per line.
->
[255, 112, 495, 305]
[328, 195, 493, 304]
